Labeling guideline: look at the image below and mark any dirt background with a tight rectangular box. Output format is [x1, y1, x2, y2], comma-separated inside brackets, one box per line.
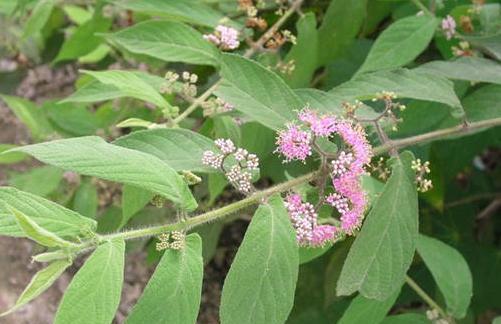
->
[0, 64, 244, 324]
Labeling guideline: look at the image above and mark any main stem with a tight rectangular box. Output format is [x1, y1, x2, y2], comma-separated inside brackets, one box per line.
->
[89, 117, 501, 246]
[405, 275, 449, 319]
[171, 0, 303, 126]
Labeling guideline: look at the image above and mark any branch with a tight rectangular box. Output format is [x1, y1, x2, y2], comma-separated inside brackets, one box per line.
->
[405, 275, 449, 319]
[62, 117, 501, 255]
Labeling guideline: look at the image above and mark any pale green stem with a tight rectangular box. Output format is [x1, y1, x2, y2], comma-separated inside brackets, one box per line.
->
[63, 117, 501, 254]
[410, 0, 433, 15]
[405, 275, 449, 319]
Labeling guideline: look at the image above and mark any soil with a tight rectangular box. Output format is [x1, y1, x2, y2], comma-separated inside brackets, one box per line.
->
[0, 65, 246, 324]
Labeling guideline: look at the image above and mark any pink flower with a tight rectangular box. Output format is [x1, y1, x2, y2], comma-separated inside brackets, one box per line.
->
[299, 109, 336, 137]
[285, 193, 316, 245]
[275, 124, 312, 162]
[204, 25, 240, 50]
[441, 15, 456, 40]
[311, 225, 338, 247]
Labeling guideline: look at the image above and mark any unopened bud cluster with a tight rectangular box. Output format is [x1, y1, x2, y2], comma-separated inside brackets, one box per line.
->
[265, 30, 296, 50]
[372, 91, 406, 131]
[426, 309, 450, 324]
[202, 97, 235, 116]
[156, 231, 185, 251]
[161, 71, 198, 98]
[276, 59, 296, 75]
[411, 159, 433, 192]
[202, 139, 259, 194]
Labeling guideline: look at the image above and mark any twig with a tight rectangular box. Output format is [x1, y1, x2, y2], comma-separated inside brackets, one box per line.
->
[405, 275, 449, 319]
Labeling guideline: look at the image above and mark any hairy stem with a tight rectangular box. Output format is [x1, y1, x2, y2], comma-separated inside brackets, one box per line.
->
[172, 0, 304, 126]
[410, 0, 433, 15]
[68, 117, 501, 253]
[405, 275, 449, 319]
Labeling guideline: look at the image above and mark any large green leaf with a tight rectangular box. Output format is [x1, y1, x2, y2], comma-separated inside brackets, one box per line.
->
[216, 54, 304, 130]
[416, 234, 472, 318]
[317, 0, 367, 65]
[0, 144, 28, 164]
[54, 239, 125, 324]
[73, 179, 98, 219]
[220, 195, 299, 324]
[10, 208, 76, 247]
[329, 69, 464, 118]
[464, 33, 501, 61]
[0, 95, 53, 141]
[0, 187, 96, 238]
[283, 13, 318, 88]
[126, 234, 203, 324]
[11, 136, 197, 211]
[111, 0, 227, 27]
[338, 290, 400, 324]
[337, 151, 418, 300]
[22, 0, 55, 39]
[416, 57, 501, 85]
[113, 128, 217, 173]
[121, 185, 154, 227]
[357, 15, 438, 74]
[107, 20, 220, 67]
[0, 260, 71, 317]
[462, 84, 501, 122]
[80, 70, 170, 109]
[54, 15, 112, 62]
[60, 71, 165, 104]
[8, 166, 63, 198]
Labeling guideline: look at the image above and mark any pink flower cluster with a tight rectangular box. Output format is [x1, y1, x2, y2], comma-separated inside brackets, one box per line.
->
[276, 109, 373, 243]
[203, 25, 240, 50]
[202, 138, 259, 194]
[441, 15, 456, 40]
[284, 193, 337, 247]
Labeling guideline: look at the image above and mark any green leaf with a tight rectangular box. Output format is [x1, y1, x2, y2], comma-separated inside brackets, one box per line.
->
[11, 136, 197, 211]
[462, 84, 501, 122]
[416, 57, 501, 85]
[62, 5, 92, 25]
[61, 71, 165, 104]
[116, 118, 154, 129]
[54, 15, 112, 62]
[338, 289, 400, 324]
[9, 166, 63, 197]
[78, 43, 111, 64]
[46, 102, 99, 136]
[216, 54, 303, 130]
[0, 144, 28, 164]
[464, 33, 501, 61]
[380, 314, 429, 324]
[80, 70, 170, 109]
[54, 239, 125, 324]
[121, 185, 154, 227]
[73, 179, 98, 219]
[337, 151, 418, 300]
[317, 0, 367, 65]
[10, 207, 76, 247]
[0, 260, 71, 317]
[111, 0, 227, 27]
[0, 95, 53, 141]
[113, 128, 218, 173]
[107, 20, 220, 67]
[220, 195, 299, 324]
[126, 234, 203, 324]
[196, 222, 224, 264]
[213, 116, 241, 146]
[329, 69, 464, 118]
[299, 243, 333, 264]
[416, 234, 472, 318]
[22, 0, 55, 39]
[357, 15, 438, 74]
[283, 13, 318, 87]
[0, 187, 96, 238]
